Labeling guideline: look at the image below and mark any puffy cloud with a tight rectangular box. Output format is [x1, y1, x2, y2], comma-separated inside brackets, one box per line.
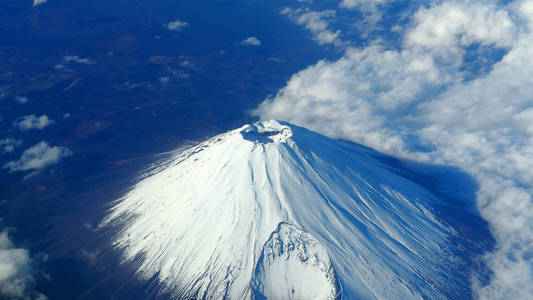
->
[240, 36, 261, 46]
[0, 138, 22, 154]
[255, 0, 533, 298]
[255, 44, 452, 155]
[4, 141, 72, 173]
[281, 8, 342, 45]
[405, 1, 518, 56]
[13, 115, 54, 131]
[32, 0, 46, 7]
[0, 229, 47, 300]
[164, 19, 189, 31]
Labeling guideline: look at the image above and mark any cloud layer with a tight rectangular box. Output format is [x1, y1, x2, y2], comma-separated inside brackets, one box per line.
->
[255, 0, 533, 298]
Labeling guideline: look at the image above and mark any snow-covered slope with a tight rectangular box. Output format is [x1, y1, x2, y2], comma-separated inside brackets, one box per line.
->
[102, 120, 484, 299]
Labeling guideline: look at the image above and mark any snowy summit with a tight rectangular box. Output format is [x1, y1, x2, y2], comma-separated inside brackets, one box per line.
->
[102, 120, 487, 299]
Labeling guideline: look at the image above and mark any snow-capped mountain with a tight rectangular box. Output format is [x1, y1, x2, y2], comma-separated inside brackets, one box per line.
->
[101, 120, 488, 299]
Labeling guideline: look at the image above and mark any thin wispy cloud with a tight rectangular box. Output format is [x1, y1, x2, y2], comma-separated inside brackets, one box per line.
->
[339, 0, 389, 16]
[63, 55, 94, 65]
[281, 7, 342, 46]
[0, 138, 22, 154]
[14, 96, 28, 104]
[256, 0, 533, 298]
[167, 66, 189, 79]
[13, 115, 54, 131]
[32, 0, 47, 7]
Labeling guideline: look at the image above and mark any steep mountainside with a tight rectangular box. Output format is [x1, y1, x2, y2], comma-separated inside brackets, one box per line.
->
[102, 120, 489, 299]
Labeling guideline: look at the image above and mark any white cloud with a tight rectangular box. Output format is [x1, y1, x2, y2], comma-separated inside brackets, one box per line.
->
[165, 19, 189, 31]
[282, 8, 342, 45]
[255, 0, 533, 298]
[339, 0, 389, 15]
[4, 141, 72, 173]
[32, 0, 46, 7]
[13, 115, 54, 131]
[405, 1, 518, 57]
[240, 36, 261, 46]
[63, 55, 94, 65]
[14, 97, 28, 105]
[0, 229, 47, 299]
[338, 0, 392, 33]
[0, 138, 22, 154]
[340, 0, 388, 9]
[167, 66, 189, 79]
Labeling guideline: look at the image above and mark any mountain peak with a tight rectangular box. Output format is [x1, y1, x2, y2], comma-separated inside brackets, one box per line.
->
[102, 121, 485, 299]
[240, 120, 293, 144]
